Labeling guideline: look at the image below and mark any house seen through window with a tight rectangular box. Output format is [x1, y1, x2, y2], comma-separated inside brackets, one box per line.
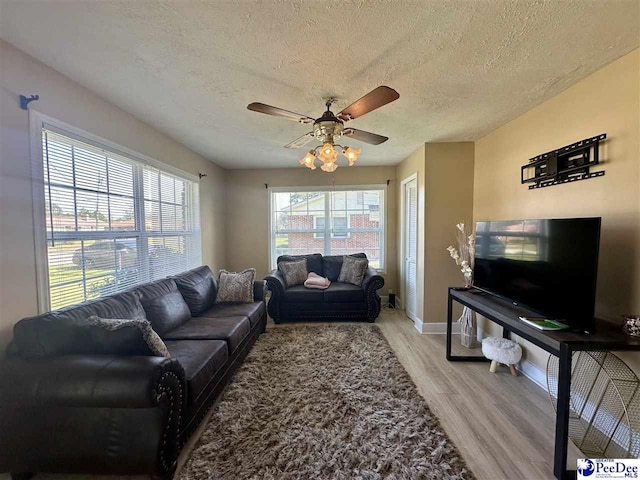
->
[271, 188, 385, 269]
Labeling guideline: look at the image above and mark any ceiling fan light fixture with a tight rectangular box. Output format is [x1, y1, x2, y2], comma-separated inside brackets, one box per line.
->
[247, 86, 399, 172]
[320, 161, 338, 173]
[319, 143, 338, 164]
[299, 151, 316, 169]
[321, 142, 335, 156]
[343, 146, 361, 166]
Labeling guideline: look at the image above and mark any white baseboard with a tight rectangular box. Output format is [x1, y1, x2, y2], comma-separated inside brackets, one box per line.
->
[416, 321, 461, 335]
[517, 358, 547, 390]
[413, 317, 423, 333]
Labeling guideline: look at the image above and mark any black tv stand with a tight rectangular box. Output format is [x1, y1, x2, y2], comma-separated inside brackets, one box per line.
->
[446, 287, 640, 480]
[469, 289, 487, 295]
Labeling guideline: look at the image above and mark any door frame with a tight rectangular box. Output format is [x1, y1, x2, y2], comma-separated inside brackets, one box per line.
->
[400, 173, 418, 322]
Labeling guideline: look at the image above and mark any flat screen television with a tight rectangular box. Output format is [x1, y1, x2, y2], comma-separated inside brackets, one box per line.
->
[474, 217, 601, 332]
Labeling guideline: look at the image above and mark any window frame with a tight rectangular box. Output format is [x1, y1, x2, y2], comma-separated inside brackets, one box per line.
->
[268, 185, 386, 272]
[29, 111, 201, 313]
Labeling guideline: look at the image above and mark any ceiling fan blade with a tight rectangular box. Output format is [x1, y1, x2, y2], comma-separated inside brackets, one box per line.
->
[337, 86, 399, 122]
[284, 132, 315, 149]
[344, 128, 389, 145]
[247, 103, 315, 124]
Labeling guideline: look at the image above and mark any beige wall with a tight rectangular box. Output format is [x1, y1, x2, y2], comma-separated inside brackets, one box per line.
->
[424, 143, 475, 324]
[225, 166, 398, 293]
[473, 49, 640, 370]
[0, 40, 227, 351]
[395, 143, 474, 327]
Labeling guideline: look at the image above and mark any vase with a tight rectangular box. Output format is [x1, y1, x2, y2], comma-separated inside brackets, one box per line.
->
[459, 306, 477, 348]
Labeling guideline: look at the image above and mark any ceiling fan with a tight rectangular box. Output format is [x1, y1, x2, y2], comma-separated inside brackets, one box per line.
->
[247, 86, 399, 172]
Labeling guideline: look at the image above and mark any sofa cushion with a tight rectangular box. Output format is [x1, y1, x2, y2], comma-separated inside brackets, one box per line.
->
[9, 291, 147, 358]
[51, 291, 147, 323]
[282, 285, 325, 303]
[164, 316, 250, 353]
[164, 339, 228, 403]
[322, 253, 367, 281]
[135, 279, 191, 336]
[172, 266, 217, 316]
[277, 253, 323, 276]
[323, 282, 365, 303]
[200, 302, 265, 329]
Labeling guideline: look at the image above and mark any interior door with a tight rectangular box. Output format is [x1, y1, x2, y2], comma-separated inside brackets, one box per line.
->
[403, 177, 418, 321]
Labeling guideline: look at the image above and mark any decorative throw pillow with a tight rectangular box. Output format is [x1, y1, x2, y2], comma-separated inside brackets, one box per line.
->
[216, 268, 256, 303]
[80, 316, 170, 357]
[337, 255, 369, 286]
[278, 259, 308, 288]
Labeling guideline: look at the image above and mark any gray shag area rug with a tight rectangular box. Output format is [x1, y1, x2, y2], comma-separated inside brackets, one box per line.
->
[179, 324, 474, 480]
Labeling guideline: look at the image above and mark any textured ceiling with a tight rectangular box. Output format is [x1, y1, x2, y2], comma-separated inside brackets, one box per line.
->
[1, 1, 638, 169]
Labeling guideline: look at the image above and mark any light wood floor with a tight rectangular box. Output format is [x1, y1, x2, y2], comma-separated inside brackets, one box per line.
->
[373, 308, 582, 480]
[27, 308, 581, 480]
[249, 308, 582, 480]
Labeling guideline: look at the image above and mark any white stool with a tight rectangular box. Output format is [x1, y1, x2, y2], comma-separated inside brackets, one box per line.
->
[481, 336, 522, 376]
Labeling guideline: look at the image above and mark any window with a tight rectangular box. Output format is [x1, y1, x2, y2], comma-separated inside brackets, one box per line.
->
[314, 216, 350, 239]
[270, 187, 385, 269]
[314, 217, 325, 239]
[37, 122, 201, 310]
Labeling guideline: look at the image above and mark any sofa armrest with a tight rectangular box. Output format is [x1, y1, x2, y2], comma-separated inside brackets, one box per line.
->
[264, 270, 286, 294]
[264, 270, 287, 321]
[0, 354, 185, 409]
[0, 355, 185, 477]
[362, 267, 385, 293]
[362, 268, 385, 322]
[253, 280, 267, 303]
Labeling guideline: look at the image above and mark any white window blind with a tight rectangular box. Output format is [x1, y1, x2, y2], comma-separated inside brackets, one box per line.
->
[270, 187, 385, 270]
[41, 127, 201, 310]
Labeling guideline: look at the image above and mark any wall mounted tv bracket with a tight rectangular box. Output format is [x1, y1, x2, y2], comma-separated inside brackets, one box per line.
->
[521, 134, 606, 190]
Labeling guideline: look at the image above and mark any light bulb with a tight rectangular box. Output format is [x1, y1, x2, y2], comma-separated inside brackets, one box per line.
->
[343, 147, 361, 166]
[319, 143, 336, 163]
[299, 151, 316, 169]
[322, 143, 334, 156]
[321, 161, 338, 173]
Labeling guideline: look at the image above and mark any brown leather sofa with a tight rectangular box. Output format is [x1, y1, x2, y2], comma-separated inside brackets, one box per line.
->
[0, 265, 266, 480]
[264, 253, 384, 323]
